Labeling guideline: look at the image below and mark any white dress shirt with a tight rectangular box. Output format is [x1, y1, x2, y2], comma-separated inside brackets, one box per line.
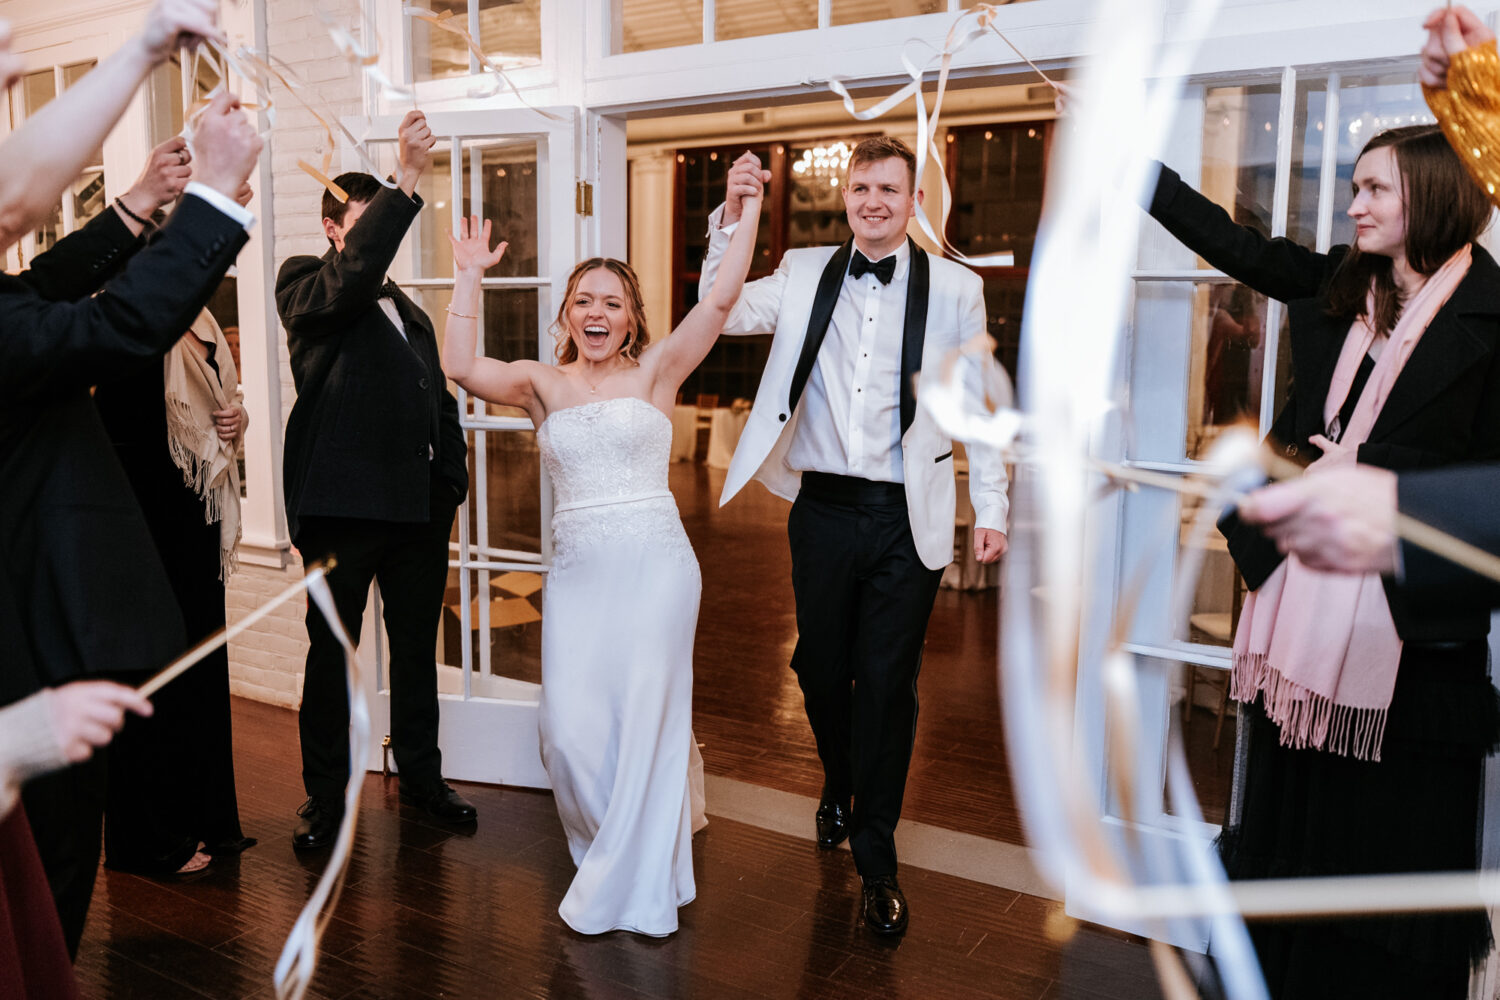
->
[183, 181, 255, 230]
[786, 241, 910, 483]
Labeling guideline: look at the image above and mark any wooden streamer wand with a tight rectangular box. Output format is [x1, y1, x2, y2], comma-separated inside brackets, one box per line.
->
[136, 559, 336, 700]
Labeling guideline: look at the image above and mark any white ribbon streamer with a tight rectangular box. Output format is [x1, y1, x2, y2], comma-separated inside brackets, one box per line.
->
[274, 571, 369, 1000]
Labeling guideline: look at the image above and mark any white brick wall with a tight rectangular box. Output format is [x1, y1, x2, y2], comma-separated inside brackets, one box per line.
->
[226, 0, 362, 708]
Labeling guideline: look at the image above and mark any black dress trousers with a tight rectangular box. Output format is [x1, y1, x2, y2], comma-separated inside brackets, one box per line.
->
[295, 477, 457, 799]
[787, 473, 943, 877]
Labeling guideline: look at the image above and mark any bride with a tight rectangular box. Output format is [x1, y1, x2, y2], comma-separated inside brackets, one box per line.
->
[441, 187, 762, 936]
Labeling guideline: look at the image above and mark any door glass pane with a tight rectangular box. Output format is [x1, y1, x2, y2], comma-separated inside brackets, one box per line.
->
[482, 288, 540, 420]
[1130, 280, 1269, 462]
[618, 0, 703, 52]
[22, 69, 55, 116]
[469, 429, 542, 555]
[1140, 82, 1281, 275]
[409, 145, 456, 280]
[463, 141, 539, 278]
[442, 564, 543, 681]
[71, 171, 107, 228]
[716, 0, 816, 39]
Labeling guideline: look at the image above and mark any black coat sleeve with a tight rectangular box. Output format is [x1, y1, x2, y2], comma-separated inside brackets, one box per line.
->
[19, 207, 142, 302]
[1397, 465, 1500, 610]
[1147, 164, 1335, 303]
[0, 195, 248, 404]
[276, 186, 422, 336]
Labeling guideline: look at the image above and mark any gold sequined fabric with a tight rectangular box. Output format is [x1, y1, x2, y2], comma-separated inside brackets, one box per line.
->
[1426, 41, 1500, 208]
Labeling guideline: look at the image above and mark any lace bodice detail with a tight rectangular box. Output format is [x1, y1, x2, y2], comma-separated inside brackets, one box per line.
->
[538, 397, 694, 571]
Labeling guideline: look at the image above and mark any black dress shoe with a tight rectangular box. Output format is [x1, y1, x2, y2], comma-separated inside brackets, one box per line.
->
[292, 796, 342, 850]
[400, 781, 478, 824]
[815, 798, 849, 849]
[862, 874, 908, 936]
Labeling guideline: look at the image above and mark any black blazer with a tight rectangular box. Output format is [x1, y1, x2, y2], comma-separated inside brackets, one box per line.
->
[1397, 465, 1500, 611]
[277, 187, 467, 543]
[0, 196, 248, 702]
[1149, 164, 1500, 642]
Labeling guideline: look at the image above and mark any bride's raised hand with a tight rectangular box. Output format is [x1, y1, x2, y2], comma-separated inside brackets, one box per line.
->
[448, 213, 508, 273]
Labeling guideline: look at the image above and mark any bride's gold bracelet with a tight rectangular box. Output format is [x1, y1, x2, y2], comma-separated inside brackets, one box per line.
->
[446, 306, 478, 320]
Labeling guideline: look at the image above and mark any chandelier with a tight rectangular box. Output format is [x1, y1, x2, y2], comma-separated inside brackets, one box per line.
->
[792, 141, 853, 188]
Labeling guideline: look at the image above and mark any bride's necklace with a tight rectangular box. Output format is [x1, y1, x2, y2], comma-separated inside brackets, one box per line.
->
[579, 364, 620, 395]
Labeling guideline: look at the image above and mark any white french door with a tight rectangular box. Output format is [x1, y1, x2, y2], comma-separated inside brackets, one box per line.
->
[1074, 60, 1500, 991]
[353, 107, 588, 788]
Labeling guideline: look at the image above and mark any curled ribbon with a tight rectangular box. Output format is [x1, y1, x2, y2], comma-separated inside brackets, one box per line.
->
[402, 4, 563, 120]
[825, 2, 1061, 268]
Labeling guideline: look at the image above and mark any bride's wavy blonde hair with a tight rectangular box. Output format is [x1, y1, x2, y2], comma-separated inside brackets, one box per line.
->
[552, 258, 652, 365]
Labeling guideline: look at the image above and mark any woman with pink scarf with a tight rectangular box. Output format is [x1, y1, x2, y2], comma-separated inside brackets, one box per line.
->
[1146, 126, 1500, 996]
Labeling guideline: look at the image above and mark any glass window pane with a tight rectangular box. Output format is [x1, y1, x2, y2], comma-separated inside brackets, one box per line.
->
[32, 202, 63, 255]
[71, 171, 107, 228]
[1130, 280, 1269, 462]
[414, 0, 541, 81]
[464, 141, 538, 278]
[619, 0, 702, 51]
[469, 428, 542, 556]
[147, 59, 186, 145]
[787, 139, 858, 249]
[1330, 74, 1435, 250]
[716, 0, 815, 40]
[1140, 83, 1281, 273]
[831, 0, 944, 26]
[22, 69, 55, 116]
[482, 287, 541, 420]
[440, 564, 542, 681]
[948, 123, 1046, 267]
[410, 145, 456, 280]
[480, 0, 542, 68]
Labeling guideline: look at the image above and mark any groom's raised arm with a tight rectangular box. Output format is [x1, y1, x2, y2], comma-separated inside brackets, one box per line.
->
[698, 151, 785, 337]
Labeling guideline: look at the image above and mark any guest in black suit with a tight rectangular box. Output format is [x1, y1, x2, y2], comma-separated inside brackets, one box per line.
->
[0, 87, 260, 954]
[1237, 462, 1500, 612]
[277, 110, 473, 850]
[1146, 126, 1500, 996]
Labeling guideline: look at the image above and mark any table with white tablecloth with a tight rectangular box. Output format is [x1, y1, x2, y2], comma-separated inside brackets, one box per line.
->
[941, 448, 1001, 591]
[705, 407, 751, 469]
[670, 404, 697, 462]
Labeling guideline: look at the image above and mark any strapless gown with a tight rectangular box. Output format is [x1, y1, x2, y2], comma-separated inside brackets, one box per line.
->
[536, 396, 707, 936]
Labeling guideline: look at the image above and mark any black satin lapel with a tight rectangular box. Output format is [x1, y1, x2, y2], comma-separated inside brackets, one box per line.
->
[1369, 313, 1489, 439]
[900, 239, 930, 435]
[789, 240, 853, 414]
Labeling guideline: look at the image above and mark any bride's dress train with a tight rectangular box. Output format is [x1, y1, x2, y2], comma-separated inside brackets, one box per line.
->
[537, 396, 707, 936]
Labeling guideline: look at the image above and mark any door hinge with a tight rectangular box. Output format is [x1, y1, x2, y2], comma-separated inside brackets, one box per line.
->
[575, 180, 593, 217]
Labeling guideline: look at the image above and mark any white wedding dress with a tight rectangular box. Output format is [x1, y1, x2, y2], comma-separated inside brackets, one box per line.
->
[536, 396, 708, 936]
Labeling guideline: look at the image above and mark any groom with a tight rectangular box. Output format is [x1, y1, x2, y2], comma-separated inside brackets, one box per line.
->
[699, 137, 1009, 935]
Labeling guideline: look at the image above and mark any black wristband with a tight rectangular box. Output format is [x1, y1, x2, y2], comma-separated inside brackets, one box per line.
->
[113, 196, 153, 229]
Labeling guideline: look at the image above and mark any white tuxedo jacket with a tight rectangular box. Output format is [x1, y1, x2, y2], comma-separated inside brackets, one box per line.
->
[700, 212, 1009, 570]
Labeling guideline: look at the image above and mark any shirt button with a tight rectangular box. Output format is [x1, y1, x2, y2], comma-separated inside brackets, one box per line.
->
[415, 446, 426, 457]
[419, 377, 430, 390]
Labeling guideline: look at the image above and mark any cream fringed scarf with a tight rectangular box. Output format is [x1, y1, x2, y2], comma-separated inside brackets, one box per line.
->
[1229, 246, 1472, 761]
[164, 309, 243, 581]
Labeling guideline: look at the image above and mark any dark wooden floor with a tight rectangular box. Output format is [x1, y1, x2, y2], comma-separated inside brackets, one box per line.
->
[672, 461, 1236, 839]
[75, 698, 1165, 1000]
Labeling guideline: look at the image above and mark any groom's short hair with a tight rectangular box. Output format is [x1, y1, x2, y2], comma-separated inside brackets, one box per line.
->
[848, 137, 917, 193]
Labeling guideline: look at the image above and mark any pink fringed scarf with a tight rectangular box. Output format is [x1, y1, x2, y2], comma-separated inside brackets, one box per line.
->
[1230, 245, 1472, 760]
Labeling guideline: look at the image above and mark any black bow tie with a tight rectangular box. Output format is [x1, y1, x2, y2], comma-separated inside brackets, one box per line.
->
[849, 250, 897, 285]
